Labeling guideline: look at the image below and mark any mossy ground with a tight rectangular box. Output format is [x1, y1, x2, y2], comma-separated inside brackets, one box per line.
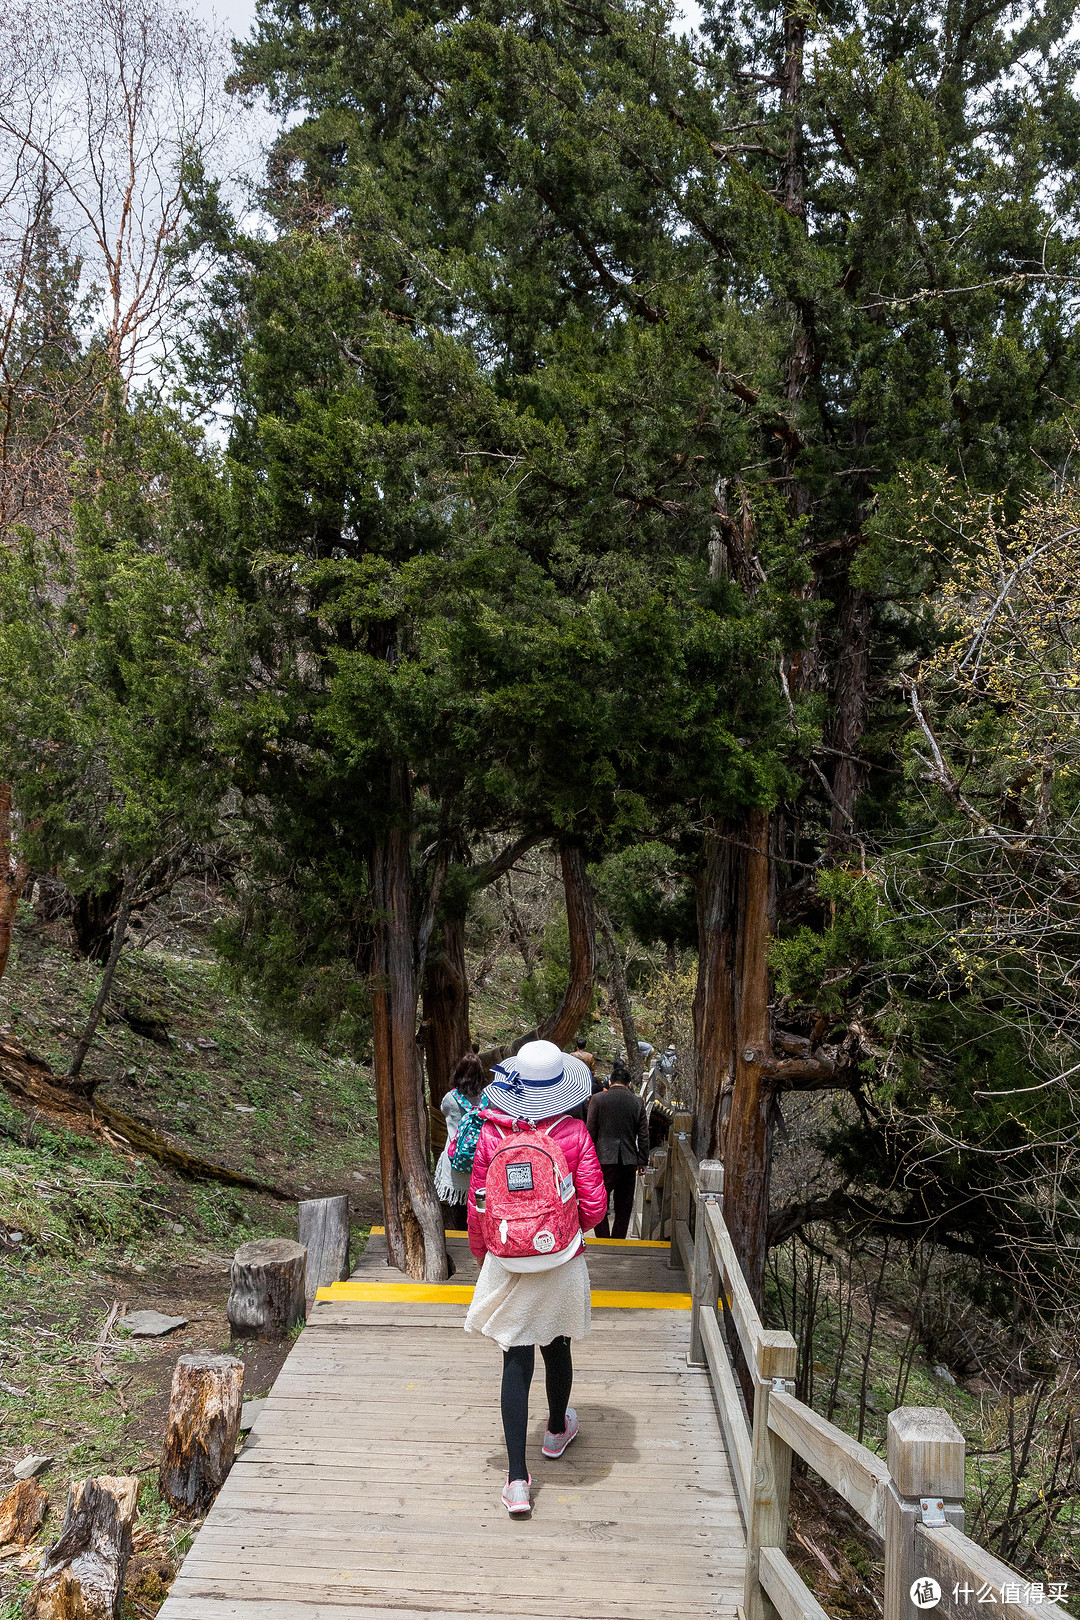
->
[0, 910, 381, 1616]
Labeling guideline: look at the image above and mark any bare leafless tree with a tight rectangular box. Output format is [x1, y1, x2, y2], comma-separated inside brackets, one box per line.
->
[0, 0, 233, 989]
[0, 0, 231, 392]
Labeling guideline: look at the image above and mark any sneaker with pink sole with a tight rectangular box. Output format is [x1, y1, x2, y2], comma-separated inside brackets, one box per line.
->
[542, 1407, 579, 1458]
[502, 1475, 532, 1516]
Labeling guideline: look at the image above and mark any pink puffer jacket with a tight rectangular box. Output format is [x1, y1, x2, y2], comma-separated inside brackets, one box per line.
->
[467, 1109, 609, 1263]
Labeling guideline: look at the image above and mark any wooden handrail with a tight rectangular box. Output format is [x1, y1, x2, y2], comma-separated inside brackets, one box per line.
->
[768, 1389, 890, 1537]
[675, 1128, 700, 1183]
[701, 1199, 763, 1371]
[918, 1525, 1070, 1619]
[698, 1307, 751, 1518]
[759, 1547, 831, 1620]
[666, 1112, 694, 1268]
[686, 1156, 1070, 1620]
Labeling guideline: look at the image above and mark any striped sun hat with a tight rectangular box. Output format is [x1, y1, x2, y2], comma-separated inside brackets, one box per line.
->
[483, 1039, 594, 1122]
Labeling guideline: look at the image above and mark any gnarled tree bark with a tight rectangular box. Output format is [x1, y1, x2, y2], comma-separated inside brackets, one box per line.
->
[227, 1239, 306, 1338]
[29, 1475, 138, 1620]
[159, 1352, 243, 1515]
[421, 908, 471, 1108]
[693, 810, 774, 1310]
[370, 758, 448, 1282]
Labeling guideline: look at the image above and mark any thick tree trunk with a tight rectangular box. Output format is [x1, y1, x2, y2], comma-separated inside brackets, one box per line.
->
[538, 847, 597, 1049]
[597, 901, 643, 1086]
[70, 881, 126, 962]
[370, 759, 447, 1282]
[29, 1475, 138, 1620]
[0, 783, 28, 989]
[227, 1239, 306, 1338]
[827, 579, 872, 847]
[68, 877, 134, 1082]
[421, 908, 471, 1107]
[158, 1353, 243, 1515]
[693, 809, 774, 1310]
[721, 810, 773, 1312]
[693, 832, 738, 1157]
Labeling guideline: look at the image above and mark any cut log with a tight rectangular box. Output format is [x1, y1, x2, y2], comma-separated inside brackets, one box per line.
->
[28, 1474, 138, 1620]
[158, 1352, 243, 1516]
[227, 1238, 306, 1339]
[0, 1476, 47, 1545]
[298, 1195, 350, 1307]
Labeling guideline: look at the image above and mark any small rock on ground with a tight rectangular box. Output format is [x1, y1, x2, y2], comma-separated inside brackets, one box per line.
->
[240, 1398, 267, 1430]
[12, 1456, 53, 1481]
[123, 1310, 189, 1337]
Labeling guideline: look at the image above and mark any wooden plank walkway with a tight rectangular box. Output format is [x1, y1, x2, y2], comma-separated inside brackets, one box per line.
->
[158, 1233, 746, 1620]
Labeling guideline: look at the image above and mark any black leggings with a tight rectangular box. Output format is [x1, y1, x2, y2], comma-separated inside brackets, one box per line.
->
[501, 1337, 573, 1482]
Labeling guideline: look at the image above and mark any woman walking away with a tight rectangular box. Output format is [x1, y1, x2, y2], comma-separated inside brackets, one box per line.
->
[465, 1040, 607, 1518]
[433, 1052, 486, 1229]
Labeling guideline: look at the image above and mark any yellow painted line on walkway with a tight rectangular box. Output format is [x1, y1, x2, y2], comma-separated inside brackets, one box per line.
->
[366, 1226, 670, 1250]
[316, 1280, 691, 1310]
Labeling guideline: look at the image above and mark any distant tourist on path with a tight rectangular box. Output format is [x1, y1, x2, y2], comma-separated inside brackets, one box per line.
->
[433, 1052, 486, 1229]
[465, 1039, 607, 1518]
[567, 1047, 604, 1121]
[587, 1058, 649, 1239]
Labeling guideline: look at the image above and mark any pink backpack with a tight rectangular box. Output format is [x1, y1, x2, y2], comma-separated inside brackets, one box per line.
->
[477, 1120, 582, 1271]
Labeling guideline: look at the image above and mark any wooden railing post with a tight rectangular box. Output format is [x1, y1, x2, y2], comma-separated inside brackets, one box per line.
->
[744, 1329, 797, 1620]
[689, 1160, 723, 1366]
[884, 1407, 965, 1620]
[647, 1146, 667, 1240]
[667, 1112, 693, 1268]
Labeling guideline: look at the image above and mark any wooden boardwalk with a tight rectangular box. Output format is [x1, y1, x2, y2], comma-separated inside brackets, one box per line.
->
[158, 1233, 745, 1620]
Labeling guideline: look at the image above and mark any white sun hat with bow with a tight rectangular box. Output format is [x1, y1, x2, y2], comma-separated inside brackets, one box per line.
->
[482, 1039, 593, 1122]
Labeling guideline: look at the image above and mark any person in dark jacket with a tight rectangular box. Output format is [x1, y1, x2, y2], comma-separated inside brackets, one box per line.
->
[586, 1060, 649, 1239]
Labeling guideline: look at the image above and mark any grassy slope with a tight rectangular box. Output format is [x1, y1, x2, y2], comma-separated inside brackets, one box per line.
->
[0, 910, 382, 1618]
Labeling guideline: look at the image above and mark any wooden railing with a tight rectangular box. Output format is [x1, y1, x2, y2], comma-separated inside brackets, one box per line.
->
[661, 1126, 1071, 1620]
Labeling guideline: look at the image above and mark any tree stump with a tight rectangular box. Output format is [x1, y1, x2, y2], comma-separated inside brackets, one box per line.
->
[0, 1477, 47, 1545]
[28, 1474, 138, 1620]
[298, 1195, 350, 1307]
[227, 1238, 306, 1339]
[158, 1352, 243, 1516]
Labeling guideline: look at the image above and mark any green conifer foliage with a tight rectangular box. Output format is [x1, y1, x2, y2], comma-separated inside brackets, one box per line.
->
[226, 0, 1080, 1292]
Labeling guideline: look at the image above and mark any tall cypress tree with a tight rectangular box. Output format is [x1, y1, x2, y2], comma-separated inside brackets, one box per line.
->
[189, 204, 783, 1274]
[226, 0, 1080, 1293]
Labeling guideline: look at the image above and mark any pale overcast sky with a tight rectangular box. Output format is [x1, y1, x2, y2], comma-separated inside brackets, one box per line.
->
[195, 0, 704, 56]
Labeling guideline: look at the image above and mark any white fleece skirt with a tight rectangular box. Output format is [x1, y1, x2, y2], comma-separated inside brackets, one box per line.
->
[464, 1250, 591, 1351]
